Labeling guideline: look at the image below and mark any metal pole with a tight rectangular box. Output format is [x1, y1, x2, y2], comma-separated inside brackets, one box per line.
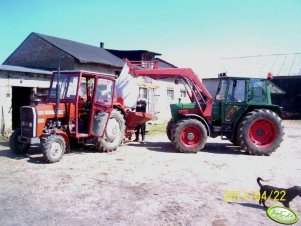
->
[55, 66, 61, 119]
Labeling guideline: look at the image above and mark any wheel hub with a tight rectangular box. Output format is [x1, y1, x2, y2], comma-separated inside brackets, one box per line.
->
[180, 125, 202, 147]
[187, 132, 195, 141]
[256, 128, 264, 136]
[106, 118, 120, 142]
[50, 142, 62, 157]
[249, 119, 277, 146]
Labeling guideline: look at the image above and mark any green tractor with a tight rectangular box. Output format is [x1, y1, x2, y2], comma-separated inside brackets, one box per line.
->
[126, 59, 285, 155]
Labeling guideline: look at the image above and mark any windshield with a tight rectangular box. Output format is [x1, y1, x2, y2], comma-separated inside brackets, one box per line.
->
[50, 74, 79, 99]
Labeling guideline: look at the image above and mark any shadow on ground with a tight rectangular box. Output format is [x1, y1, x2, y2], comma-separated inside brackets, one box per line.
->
[204, 143, 247, 155]
[0, 143, 100, 164]
[127, 141, 247, 155]
[127, 141, 177, 153]
[0, 140, 248, 164]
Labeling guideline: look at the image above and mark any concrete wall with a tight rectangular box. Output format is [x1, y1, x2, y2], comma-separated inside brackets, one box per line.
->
[74, 62, 120, 75]
[135, 77, 190, 122]
[0, 71, 50, 133]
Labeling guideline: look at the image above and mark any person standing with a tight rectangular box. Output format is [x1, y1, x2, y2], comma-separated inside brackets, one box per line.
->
[134, 96, 147, 143]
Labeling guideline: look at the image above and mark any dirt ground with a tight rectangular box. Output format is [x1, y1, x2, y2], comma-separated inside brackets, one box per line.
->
[0, 120, 300, 226]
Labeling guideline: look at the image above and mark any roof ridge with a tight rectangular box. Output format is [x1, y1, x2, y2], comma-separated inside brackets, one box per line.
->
[34, 32, 103, 50]
[32, 32, 124, 68]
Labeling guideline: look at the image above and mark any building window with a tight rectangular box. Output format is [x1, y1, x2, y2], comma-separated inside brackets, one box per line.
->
[139, 87, 147, 99]
[180, 91, 187, 98]
[142, 54, 155, 69]
[167, 89, 174, 100]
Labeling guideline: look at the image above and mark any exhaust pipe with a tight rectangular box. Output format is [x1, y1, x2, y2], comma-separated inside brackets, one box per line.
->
[55, 67, 61, 120]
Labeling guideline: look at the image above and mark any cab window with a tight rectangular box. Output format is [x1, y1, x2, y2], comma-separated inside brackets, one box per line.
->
[94, 78, 114, 106]
[226, 80, 245, 102]
[249, 79, 267, 102]
[215, 79, 227, 101]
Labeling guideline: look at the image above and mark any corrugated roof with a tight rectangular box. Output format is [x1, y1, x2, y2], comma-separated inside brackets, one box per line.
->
[221, 53, 301, 77]
[34, 33, 124, 68]
[0, 64, 52, 74]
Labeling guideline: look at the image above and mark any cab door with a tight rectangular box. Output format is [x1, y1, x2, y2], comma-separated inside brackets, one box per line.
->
[89, 77, 115, 138]
[222, 79, 247, 124]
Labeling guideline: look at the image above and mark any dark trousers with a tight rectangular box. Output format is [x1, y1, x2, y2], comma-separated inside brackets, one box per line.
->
[135, 123, 146, 137]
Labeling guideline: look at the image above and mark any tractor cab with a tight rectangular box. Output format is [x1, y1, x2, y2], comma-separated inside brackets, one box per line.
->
[48, 71, 115, 139]
[212, 76, 285, 138]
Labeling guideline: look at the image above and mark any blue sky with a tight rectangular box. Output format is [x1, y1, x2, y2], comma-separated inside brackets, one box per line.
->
[1, 0, 301, 76]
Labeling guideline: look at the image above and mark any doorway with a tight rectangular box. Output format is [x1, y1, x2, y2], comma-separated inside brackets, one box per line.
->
[12, 86, 31, 129]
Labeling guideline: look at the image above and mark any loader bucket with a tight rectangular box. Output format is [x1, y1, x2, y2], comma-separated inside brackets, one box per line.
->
[125, 111, 153, 139]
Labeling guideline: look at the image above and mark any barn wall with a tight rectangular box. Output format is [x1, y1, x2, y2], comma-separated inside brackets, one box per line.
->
[0, 71, 50, 133]
[73, 62, 119, 75]
[272, 76, 301, 118]
[4, 34, 75, 70]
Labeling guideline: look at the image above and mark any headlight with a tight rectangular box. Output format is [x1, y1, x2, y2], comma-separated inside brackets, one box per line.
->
[29, 122, 33, 127]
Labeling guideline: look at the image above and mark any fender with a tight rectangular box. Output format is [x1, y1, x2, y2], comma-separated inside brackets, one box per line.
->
[181, 114, 210, 136]
[53, 129, 70, 149]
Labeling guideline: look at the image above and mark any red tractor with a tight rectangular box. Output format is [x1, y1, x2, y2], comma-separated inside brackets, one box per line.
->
[10, 70, 152, 163]
[126, 59, 284, 155]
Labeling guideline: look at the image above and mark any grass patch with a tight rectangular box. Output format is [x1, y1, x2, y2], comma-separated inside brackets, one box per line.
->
[147, 123, 166, 136]
[0, 135, 8, 141]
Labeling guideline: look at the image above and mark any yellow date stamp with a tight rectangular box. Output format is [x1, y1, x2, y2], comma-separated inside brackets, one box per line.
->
[224, 190, 286, 202]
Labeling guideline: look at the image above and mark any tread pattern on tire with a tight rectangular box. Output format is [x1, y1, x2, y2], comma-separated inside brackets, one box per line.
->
[237, 109, 284, 155]
[9, 128, 30, 154]
[95, 109, 125, 152]
[42, 135, 66, 163]
[166, 119, 174, 141]
[172, 118, 207, 153]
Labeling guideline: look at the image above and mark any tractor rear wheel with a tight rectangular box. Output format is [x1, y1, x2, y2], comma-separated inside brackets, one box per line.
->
[237, 109, 284, 155]
[9, 128, 30, 154]
[166, 119, 174, 141]
[42, 135, 66, 163]
[95, 109, 125, 152]
[172, 119, 207, 153]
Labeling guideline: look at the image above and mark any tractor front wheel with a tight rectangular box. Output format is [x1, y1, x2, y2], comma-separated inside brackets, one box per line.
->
[95, 109, 125, 152]
[9, 128, 30, 154]
[42, 135, 66, 163]
[172, 119, 207, 153]
[237, 109, 284, 155]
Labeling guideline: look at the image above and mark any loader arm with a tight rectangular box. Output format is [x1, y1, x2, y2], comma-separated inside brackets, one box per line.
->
[125, 59, 213, 120]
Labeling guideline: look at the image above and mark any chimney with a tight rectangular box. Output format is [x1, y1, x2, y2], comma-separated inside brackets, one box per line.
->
[100, 42, 104, 48]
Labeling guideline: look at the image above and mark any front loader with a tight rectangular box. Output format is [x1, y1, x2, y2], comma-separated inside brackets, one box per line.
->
[126, 59, 285, 155]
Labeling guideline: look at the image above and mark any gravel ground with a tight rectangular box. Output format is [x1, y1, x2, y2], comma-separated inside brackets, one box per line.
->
[0, 120, 300, 226]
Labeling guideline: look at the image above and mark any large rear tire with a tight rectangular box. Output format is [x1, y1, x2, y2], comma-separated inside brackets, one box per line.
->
[172, 119, 207, 153]
[237, 109, 284, 155]
[95, 109, 125, 152]
[9, 128, 30, 154]
[42, 135, 66, 163]
[166, 119, 174, 141]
